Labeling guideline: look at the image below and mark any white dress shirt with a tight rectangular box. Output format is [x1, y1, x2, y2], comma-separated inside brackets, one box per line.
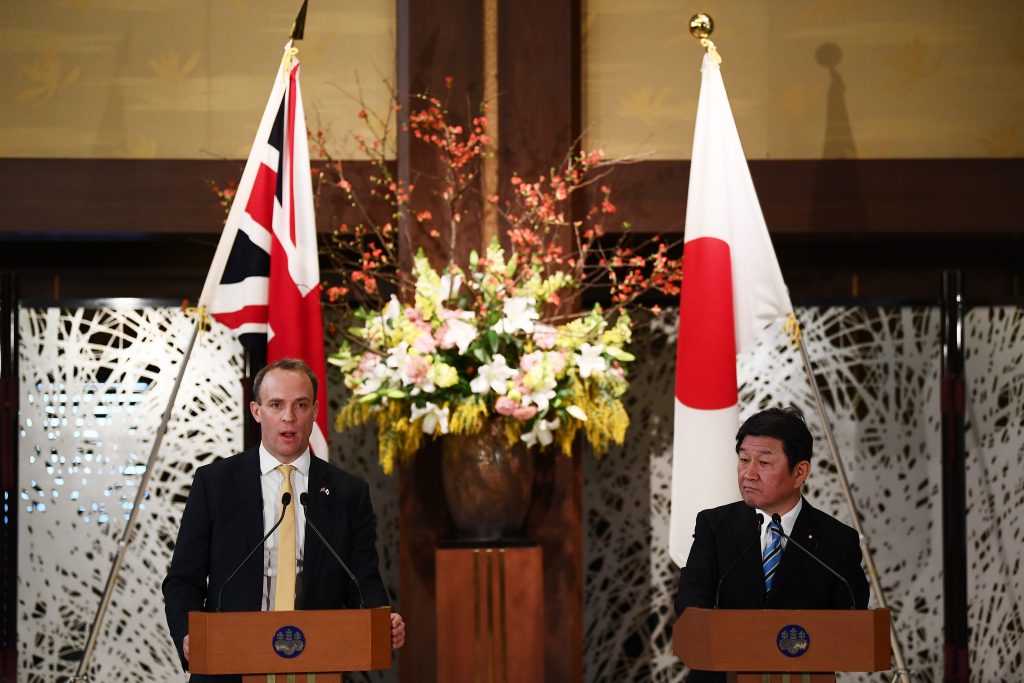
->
[258, 445, 310, 610]
[756, 496, 802, 555]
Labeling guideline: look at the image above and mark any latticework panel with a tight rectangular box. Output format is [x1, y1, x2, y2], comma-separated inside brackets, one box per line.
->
[17, 305, 244, 682]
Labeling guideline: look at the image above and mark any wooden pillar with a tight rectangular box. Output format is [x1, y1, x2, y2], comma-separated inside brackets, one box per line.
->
[397, 1, 582, 681]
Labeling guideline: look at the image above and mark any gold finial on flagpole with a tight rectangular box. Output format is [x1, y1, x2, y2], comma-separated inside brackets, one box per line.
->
[689, 13, 722, 64]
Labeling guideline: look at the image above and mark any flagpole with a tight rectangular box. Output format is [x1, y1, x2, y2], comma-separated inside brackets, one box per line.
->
[795, 330, 913, 683]
[67, 311, 206, 682]
[67, 5, 314, 678]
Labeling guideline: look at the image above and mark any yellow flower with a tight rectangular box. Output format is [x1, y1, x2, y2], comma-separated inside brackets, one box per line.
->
[431, 361, 459, 388]
[413, 251, 441, 319]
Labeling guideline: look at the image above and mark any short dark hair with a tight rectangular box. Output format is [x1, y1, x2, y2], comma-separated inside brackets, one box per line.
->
[252, 358, 318, 403]
[735, 407, 812, 471]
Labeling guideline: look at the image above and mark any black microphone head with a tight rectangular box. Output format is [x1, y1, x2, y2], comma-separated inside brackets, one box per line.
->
[771, 512, 783, 524]
[299, 492, 308, 507]
[281, 491, 291, 506]
[754, 512, 764, 527]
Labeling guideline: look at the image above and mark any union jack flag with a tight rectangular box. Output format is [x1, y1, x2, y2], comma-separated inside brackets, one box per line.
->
[198, 46, 328, 458]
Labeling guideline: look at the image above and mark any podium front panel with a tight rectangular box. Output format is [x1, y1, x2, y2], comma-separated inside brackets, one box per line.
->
[674, 608, 890, 674]
[189, 607, 391, 675]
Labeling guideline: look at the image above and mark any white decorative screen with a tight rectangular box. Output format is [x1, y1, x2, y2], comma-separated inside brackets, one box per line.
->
[16, 304, 400, 683]
[584, 306, 1024, 682]
[18, 305, 244, 682]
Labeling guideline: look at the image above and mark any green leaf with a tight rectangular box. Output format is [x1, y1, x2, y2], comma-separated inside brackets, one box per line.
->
[605, 347, 635, 362]
[486, 329, 500, 354]
[565, 405, 588, 421]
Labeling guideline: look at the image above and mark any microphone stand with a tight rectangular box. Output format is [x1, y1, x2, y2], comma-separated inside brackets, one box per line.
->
[769, 514, 856, 610]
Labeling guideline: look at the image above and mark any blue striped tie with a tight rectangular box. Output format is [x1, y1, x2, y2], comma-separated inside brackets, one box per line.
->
[763, 521, 782, 591]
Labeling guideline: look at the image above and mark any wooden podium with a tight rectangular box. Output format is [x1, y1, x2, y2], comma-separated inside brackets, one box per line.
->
[673, 608, 891, 682]
[188, 607, 392, 682]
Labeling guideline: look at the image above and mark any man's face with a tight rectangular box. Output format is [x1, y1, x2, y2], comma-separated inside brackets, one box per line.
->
[736, 435, 809, 516]
[249, 368, 318, 463]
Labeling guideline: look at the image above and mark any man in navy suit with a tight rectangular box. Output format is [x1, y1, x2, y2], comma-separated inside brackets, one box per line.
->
[163, 358, 405, 681]
[674, 407, 869, 682]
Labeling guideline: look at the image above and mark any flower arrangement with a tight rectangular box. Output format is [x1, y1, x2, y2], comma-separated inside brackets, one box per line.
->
[317, 81, 682, 474]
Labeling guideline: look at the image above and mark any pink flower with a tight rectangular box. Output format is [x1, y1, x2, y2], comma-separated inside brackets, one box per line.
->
[520, 350, 544, 372]
[413, 332, 437, 354]
[356, 353, 381, 376]
[533, 324, 557, 350]
[494, 396, 517, 416]
[406, 308, 432, 334]
[403, 354, 432, 386]
[512, 405, 538, 421]
[548, 351, 568, 375]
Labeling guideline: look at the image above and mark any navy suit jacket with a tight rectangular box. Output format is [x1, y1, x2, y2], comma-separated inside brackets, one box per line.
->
[674, 499, 869, 683]
[161, 448, 389, 682]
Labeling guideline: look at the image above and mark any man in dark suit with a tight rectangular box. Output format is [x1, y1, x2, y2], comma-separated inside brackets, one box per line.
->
[674, 407, 869, 682]
[163, 358, 405, 681]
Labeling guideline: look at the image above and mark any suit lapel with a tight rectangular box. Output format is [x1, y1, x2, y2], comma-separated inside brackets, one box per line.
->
[301, 457, 333, 600]
[240, 448, 265, 611]
[767, 499, 815, 605]
[728, 504, 767, 608]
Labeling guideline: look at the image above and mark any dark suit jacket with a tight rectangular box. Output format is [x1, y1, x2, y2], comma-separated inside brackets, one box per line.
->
[161, 448, 389, 682]
[674, 498, 869, 683]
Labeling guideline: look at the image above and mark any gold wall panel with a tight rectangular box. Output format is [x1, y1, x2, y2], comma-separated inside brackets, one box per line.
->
[0, 0, 394, 159]
[584, 0, 1024, 159]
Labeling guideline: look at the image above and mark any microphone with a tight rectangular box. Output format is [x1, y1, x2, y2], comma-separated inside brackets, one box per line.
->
[216, 491, 291, 612]
[299, 492, 365, 609]
[770, 513, 857, 610]
[714, 513, 764, 608]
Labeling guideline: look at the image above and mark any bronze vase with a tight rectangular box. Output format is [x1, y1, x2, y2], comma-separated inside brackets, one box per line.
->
[440, 417, 535, 542]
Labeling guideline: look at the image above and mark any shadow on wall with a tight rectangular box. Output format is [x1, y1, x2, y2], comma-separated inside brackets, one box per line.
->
[810, 43, 869, 247]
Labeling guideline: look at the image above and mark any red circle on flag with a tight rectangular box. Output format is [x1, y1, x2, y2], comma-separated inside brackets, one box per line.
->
[675, 236, 738, 410]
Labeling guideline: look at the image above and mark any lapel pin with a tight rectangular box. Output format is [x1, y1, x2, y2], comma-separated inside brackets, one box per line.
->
[320, 486, 330, 496]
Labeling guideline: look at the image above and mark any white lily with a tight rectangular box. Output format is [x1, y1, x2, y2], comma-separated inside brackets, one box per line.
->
[385, 341, 411, 371]
[410, 401, 450, 435]
[382, 295, 402, 323]
[575, 343, 608, 379]
[521, 416, 561, 448]
[469, 353, 518, 394]
[438, 272, 462, 304]
[521, 373, 558, 412]
[491, 296, 538, 335]
[443, 317, 478, 354]
[351, 362, 394, 396]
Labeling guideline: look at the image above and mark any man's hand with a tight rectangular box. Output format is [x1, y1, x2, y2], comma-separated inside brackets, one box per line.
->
[390, 612, 406, 649]
[183, 634, 190, 661]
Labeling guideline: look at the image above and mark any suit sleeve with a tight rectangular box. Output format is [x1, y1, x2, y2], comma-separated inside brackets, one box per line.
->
[675, 510, 718, 615]
[162, 467, 213, 671]
[833, 526, 870, 609]
[345, 480, 389, 608]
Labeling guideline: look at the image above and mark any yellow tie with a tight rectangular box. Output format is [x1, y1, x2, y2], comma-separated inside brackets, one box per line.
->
[274, 464, 296, 611]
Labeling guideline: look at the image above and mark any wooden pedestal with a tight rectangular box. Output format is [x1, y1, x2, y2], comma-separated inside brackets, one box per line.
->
[436, 546, 544, 683]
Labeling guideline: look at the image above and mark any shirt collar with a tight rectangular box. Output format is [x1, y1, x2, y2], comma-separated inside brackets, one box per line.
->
[258, 443, 311, 478]
[757, 496, 803, 538]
